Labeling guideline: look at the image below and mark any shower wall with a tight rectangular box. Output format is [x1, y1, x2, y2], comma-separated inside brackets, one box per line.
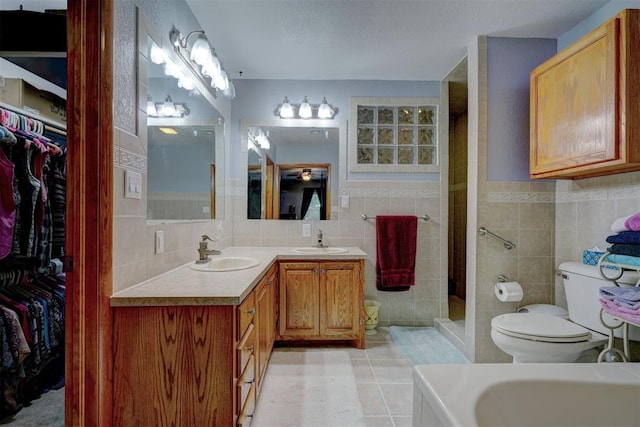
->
[449, 111, 468, 300]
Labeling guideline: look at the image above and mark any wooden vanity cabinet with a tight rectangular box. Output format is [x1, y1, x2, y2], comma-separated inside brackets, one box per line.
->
[112, 265, 278, 427]
[236, 291, 256, 426]
[255, 265, 277, 394]
[529, 9, 640, 179]
[278, 260, 365, 348]
[112, 305, 236, 426]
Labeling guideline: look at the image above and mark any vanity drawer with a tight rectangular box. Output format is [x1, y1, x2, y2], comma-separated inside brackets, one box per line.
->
[236, 353, 255, 414]
[237, 382, 256, 427]
[238, 292, 256, 337]
[237, 323, 255, 375]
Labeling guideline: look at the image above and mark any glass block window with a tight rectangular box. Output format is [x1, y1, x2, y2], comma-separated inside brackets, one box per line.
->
[349, 97, 439, 173]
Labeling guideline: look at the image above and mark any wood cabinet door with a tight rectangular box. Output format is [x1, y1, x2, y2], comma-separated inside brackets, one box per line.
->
[530, 17, 619, 178]
[256, 280, 269, 393]
[319, 262, 361, 337]
[113, 306, 235, 426]
[265, 267, 277, 357]
[279, 262, 319, 337]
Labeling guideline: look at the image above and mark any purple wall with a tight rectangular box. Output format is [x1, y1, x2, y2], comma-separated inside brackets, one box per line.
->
[486, 37, 557, 181]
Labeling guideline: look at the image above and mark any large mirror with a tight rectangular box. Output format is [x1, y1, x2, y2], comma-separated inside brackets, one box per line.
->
[243, 120, 344, 220]
[139, 12, 225, 221]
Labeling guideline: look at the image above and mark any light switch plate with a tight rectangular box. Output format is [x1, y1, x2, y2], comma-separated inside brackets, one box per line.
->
[155, 231, 164, 254]
[341, 195, 350, 208]
[302, 223, 311, 237]
[125, 170, 142, 199]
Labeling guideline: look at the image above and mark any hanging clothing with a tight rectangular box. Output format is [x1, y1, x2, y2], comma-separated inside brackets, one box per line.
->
[0, 128, 18, 260]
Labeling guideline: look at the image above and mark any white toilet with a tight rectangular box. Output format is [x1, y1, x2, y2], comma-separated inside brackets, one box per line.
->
[491, 261, 640, 363]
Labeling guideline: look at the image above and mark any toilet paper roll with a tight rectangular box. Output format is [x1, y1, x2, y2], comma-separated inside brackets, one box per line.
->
[495, 281, 523, 302]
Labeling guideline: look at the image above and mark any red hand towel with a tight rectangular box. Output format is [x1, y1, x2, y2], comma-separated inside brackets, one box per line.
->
[376, 215, 418, 291]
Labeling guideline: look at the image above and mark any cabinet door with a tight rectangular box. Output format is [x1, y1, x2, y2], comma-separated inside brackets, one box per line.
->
[279, 262, 319, 337]
[320, 262, 361, 337]
[264, 267, 277, 357]
[530, 17, 618, 177]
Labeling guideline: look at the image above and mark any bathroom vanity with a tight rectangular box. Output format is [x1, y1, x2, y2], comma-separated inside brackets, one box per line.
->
[110, 247, 366, 426]
[278, 260, 364, 347]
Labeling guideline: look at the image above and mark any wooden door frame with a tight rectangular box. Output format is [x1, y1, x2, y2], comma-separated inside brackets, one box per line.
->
[66, 0, 113, 425]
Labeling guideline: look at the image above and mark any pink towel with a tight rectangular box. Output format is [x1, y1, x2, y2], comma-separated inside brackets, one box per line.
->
[599, 297, 640, 324]
[375, 215, 418, 292]
[624, 212, 640, 231]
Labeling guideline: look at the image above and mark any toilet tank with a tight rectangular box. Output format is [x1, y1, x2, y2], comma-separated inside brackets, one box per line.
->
[559, 261, 640, 338]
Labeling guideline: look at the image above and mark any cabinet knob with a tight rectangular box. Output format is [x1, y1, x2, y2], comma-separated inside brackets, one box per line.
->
[245, 308, 256, 315]
[320, 268, 326, 274]
[313, 269, 319, 274]
[244, 345, 254, 353]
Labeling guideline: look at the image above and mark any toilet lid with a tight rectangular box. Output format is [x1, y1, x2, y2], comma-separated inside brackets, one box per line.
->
[492, 313, 592, 343]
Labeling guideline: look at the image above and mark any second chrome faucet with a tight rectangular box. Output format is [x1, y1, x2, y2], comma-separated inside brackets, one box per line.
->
[313, 229, 326, 248]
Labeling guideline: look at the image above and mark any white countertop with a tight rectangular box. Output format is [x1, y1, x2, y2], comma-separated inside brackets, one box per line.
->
[110, 246, 367, 307]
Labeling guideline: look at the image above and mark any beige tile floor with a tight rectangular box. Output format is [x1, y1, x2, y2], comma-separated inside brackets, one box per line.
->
[272, 327, 414, 427]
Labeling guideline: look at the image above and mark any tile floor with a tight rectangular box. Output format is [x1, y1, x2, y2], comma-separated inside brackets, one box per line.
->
[273, 327, 414, 427]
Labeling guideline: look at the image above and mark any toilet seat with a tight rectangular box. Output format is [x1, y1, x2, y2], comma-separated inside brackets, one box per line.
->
[491, 313, 592, 343]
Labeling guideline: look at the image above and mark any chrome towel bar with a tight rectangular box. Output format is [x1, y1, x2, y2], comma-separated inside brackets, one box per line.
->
[478, 227, 516, 250]
[361, 214, 430, 221]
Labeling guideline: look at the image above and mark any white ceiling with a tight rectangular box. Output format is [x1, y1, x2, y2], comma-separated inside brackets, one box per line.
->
[186, 0, 609, 81]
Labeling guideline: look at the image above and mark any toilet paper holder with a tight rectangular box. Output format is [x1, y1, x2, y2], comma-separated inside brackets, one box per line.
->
[498, 273, 510, 283]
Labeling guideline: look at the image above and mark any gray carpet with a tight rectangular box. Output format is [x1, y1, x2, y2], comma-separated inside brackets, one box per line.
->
[389, 326, 470, 365]
[0, 388, 64, 426]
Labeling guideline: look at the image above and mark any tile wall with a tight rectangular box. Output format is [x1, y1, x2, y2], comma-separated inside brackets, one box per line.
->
[230, 178, 448, 327]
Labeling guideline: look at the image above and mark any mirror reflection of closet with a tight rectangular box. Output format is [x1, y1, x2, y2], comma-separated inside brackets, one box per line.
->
[138, 11, 225, 222]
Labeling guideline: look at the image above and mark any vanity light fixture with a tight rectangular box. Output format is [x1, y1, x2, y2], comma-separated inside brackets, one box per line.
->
[146, 95, 158, 116]
[278, 97, 295, 118]
[149, 41, 167, 64]
[162, 95, 177, 116]
[276, 96, 337, 119]
[168, 26, 236, 99]
[317, 97, 335, 119]
[299, 96, 313, 119]
[147, 95, 189, 118]
[301, 168, 312, 181]
[249, 127, 271, 150]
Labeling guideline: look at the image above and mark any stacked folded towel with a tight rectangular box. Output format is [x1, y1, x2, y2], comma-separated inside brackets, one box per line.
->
[599, 286, 640, 324]
[605, 212, 640, 267]
[610, 212, 640, 233]
[599, 213, 640, 324]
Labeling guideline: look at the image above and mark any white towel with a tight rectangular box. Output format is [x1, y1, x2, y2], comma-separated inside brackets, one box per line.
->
[611, 215, 631, 233]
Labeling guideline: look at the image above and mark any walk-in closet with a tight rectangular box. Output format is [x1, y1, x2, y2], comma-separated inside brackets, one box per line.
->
[0, 3, 67, 423]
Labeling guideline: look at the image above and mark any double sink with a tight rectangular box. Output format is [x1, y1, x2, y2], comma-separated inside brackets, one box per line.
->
[190, 247, 349, 272]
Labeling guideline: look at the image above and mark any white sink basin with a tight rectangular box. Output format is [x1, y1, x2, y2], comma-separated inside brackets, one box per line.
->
[190, 256, 261, 272]
[291, 247, 349, 255]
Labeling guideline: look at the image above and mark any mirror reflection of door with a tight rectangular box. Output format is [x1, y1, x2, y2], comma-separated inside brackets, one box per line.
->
[264, 156, 274, 219]
[275, 164, 331, 220]
[210, 164, 215, 219]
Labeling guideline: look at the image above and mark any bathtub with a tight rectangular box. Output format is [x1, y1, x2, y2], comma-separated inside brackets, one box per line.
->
[413, 363, 640, 427]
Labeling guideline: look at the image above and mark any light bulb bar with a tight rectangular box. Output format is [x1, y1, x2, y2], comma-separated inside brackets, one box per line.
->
[158, 26, 235, 100]
[147, 94, 189, 118]
[277, 96, 336, 119]
[249, 127, 271, 150]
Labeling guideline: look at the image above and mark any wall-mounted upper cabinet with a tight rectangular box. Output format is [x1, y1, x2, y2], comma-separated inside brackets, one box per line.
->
[529, 9, 640, 179]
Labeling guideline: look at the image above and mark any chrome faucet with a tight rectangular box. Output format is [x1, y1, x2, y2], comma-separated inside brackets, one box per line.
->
[313, 229, 326, 248]
[196, 234, 221, 263]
